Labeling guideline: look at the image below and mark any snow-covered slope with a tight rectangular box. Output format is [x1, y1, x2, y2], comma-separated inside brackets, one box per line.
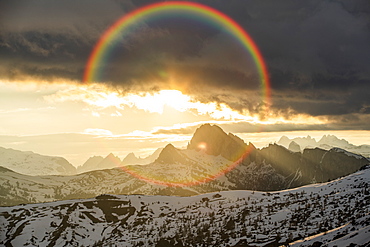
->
[290, 220, 370, 247]
[0, 147, 76, 176]
[1, 166, 369, 247]
[278, 135, 370, 158]
[0, 146, 235, 206]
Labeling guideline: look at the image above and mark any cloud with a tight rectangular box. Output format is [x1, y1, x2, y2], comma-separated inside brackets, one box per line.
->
[44, 85, 260, 120]
[0, 107, 55, 114]
[83, 128, 113, 136]
[1, 0, 370, 129]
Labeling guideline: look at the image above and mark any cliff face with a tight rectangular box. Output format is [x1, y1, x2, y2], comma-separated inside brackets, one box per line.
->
[257, 145, 369, 188]
[187, 124, 249, 161]
[316, 148, 368, 181]
[186, 124, 368, 191]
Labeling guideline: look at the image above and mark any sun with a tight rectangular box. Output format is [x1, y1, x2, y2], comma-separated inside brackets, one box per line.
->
[157, 90, 192, 113]
[123, 90, 192, 114]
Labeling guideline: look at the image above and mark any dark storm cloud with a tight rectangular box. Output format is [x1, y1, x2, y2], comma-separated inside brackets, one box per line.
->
[202, 0, 370, 121]
[1, 0, 370, 129]
[0, 0, 133, 81]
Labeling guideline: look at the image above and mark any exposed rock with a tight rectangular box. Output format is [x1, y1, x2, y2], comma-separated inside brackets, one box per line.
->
[187, 124, 248, 161]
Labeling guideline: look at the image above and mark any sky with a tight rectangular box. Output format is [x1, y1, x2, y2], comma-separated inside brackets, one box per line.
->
[0, 0, 369, 166]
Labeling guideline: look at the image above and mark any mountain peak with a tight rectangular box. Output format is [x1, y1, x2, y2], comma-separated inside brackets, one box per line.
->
[77, 156, 104, 173]
[187, 124, 230, 155]
[126, 152, 136, 158]
[187, 124, 248, 161]
[94, 153, 121, 170]
[155, 144, 185, 164]
[277, 136, 291, 148]
[278, 135, 290, 142]
[121, 152, 138, 165]
[0, 146, 76, 176]
[106, 153, 116, 158]
[318, 135, 350, 146]
[289, 141, 301, 152]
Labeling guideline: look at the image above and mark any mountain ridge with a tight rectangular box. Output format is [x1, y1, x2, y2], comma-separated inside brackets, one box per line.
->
[1, 131, 368, 206]
[278, 134, 370, 158]
[0, 146, 76, 176]
[187, 124, 249, 161]
[1, 124, 368, 207]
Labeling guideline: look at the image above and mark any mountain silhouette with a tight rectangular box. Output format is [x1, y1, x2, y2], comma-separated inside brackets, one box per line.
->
[187, 124, 249, 161]
[1, 124, 368, 206]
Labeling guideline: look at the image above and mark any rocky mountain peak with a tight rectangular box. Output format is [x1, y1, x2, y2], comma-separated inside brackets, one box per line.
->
[187, 124, 248, 161]
[278, 136, 291, 146]
[156, 144, 185, 164]
[121, 153, 137, 164]
[126, 152, 136, 158]
[106, 153, 116, 159]
[77, 156, 104, 173]
[95, 153, 121, 170]
[318, 135, 350, 146]
[289, 141, 301, 152]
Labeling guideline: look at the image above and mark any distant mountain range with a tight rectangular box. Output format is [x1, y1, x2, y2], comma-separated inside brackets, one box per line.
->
[1, 165, 369, 246]
[2, 126, 368, 177]
[1, 124, 368, 206]
[0, 147, 76, 176]
[278, 134, 370, 157]
[76, 149, 162, 173]
[0, 146, 162, 176]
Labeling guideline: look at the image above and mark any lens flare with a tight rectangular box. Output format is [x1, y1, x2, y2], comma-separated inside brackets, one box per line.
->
[197, 142, 207, 151]
[83, 1, 270, 107]
[83, 2, 270, 186]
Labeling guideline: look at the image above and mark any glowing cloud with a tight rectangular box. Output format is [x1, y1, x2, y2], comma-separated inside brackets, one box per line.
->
[45, 84, 328, 126]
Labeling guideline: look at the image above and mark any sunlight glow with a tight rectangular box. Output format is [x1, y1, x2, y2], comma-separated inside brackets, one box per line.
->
[44, 83, 328, 126]
[83, 128, 113, 136]
[124, 90, 191, 114]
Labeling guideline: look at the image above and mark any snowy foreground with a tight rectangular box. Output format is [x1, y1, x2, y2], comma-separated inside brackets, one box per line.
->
[0, 167, 369, 247]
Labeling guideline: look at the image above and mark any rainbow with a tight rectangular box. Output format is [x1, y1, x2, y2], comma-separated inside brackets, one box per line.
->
[83, 1, 271, 186]
[83, 1, 270, 105]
